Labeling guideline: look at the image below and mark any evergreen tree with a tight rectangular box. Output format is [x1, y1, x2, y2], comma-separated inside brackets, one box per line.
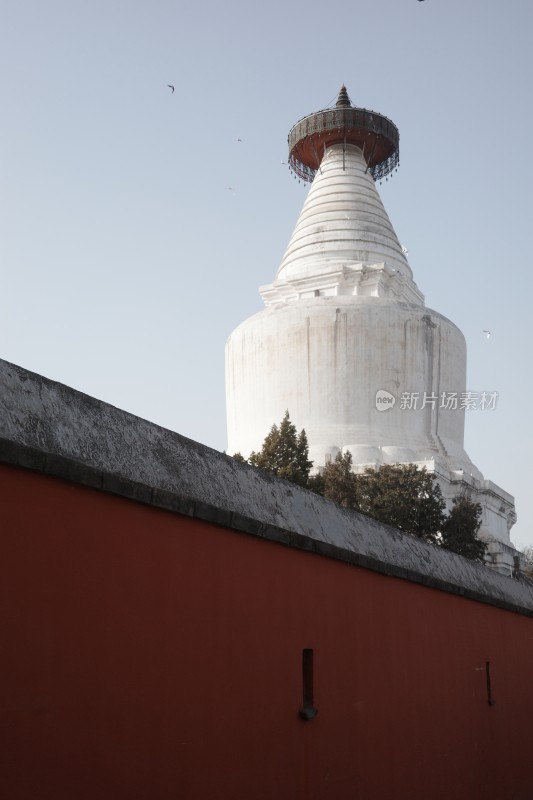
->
[440, 495, 486, 562]
[296, 429, 313, 483]
[242, 418, 486, 563]
[356, 464, 445, 544]
[322, 451, 359, 509]
[248, 411, 313, 487]
[519, 546, 533, 580]
[307, 472, 325, 496]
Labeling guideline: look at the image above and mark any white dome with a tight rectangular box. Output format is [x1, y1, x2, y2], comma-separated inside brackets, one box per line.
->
[225, 296, 477, 477]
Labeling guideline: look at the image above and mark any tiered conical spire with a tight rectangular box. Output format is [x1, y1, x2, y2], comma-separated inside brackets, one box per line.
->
[261, 143, 423, 306]
[260, 86, 423, 306]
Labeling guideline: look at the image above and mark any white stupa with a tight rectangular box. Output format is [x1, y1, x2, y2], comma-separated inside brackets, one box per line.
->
[225, 86, 517, 573]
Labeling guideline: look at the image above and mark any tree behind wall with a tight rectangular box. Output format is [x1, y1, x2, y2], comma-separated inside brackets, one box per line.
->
[247, 411, 313, 487]
[355, 464, 446, 545]
[440, 495, 486, 562]
[321, 451, 358, 509]
[520, 546, 533, 580]
[238, 416, 485, 562]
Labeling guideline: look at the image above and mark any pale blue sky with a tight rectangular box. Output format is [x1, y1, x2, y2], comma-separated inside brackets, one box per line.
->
[1, 0, 532, 545]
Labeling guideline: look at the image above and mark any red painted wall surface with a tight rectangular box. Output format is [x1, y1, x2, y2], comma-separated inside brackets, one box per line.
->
[1, 462, 532, 800]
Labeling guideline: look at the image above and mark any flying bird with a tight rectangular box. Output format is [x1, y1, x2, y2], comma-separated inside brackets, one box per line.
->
[167, 84, 175, 93]
[483, 330, 491, 339]
[237, 138, 243, 142]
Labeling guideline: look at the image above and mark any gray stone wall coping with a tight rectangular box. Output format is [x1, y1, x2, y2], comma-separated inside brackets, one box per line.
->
[2, 357, 533, 617]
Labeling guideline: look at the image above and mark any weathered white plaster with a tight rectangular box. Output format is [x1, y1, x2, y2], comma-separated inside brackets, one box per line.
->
[227, 297, 472, 470]
[225, 142, 517, 572]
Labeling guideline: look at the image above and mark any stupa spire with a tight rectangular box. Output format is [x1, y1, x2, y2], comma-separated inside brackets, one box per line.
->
[262, 88, 422, 307]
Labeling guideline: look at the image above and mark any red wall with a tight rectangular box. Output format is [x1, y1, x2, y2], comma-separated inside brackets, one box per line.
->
[1, 462, 532, 800]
